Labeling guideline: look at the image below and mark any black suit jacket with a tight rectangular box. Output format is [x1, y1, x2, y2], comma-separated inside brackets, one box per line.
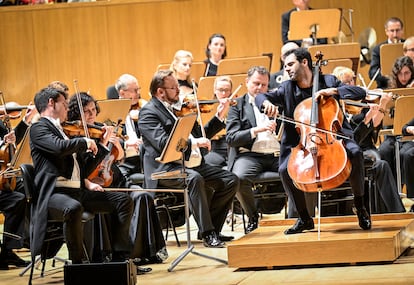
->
[29, 117, 108, 257]
[138, 97, 225, 189]
[226, 94, 258, 170]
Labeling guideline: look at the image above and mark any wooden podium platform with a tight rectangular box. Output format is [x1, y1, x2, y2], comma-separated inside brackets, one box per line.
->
[227, 213, 414, 269]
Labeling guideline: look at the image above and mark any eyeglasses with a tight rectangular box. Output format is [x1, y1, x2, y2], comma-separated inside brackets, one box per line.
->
[124, 87, 141, 93]
[216, 88, 231, 93]
[162, 86, 179, 91]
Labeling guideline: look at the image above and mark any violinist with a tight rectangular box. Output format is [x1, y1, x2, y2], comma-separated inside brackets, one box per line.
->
[0, 104, 37, 269]
[256, 48, 371, 234]
[403, 36, 414, 62]
[115, 74, 144, 183]
[204, 75, 233, 168]
[67, 92, 166, 269]
[334, 69, 406, 213]
[170, 50, 195, 96]
[377, 56, 414, 179]
[138, 69, 238, 247]
[389, 56, 414, 88]
[226, 67, 281, 234]
[400, 117, 414, 212]
[29, 86, 133, 264]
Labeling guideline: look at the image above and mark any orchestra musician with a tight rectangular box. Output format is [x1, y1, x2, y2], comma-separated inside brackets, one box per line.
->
[369, 17, 405, 89]
[204, 75, 233, 168]
[378, 56, 414, 180]
[334, 66, 405, 213]
[114, 74, 145, 186]
[204, 33, 227, 77]
[138, 69, 238, 247]
[403, 36, 414, 61]
[170, 50, 195, 96]
[0, 104, 37, 269]
[256, 48, 371, 234]
[389, 56, 414, 88]
[226, 66, 280, 234]
[401, 117, 414, 212]
[29, 86, 133, 264]
[67, 92, 165, 270]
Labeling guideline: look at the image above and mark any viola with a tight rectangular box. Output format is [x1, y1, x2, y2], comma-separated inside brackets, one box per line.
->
[62, 120, 105, 139]
[287, 52, 351, 192]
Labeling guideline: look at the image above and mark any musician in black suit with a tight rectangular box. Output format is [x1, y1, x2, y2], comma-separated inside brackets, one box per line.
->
[0, 109, 36, 269]
[226, 66, 280, 234]
[281, 0, 327, 46]
[256, 48, 371, 234]
[138, 70, 238, 248]
[29, 87, 133, 264]
[369, 17, 405, 89]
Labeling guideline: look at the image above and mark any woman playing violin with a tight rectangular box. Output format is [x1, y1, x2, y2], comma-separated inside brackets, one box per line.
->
[170, 50, 195, 96]
[389, 56, 414, 88]
[68, 91, 167, 267]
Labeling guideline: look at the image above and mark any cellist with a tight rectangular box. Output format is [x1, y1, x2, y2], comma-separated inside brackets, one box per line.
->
[255, 48, 371, 234]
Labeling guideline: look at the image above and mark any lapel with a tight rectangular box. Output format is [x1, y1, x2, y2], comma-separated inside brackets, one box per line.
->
[242, 94, 257, 128]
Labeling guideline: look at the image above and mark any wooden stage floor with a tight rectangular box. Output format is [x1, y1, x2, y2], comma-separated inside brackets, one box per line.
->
[228, 213, 414, 269]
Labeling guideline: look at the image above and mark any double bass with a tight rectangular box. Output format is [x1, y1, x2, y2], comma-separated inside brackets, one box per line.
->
[287, 52, 351, 192]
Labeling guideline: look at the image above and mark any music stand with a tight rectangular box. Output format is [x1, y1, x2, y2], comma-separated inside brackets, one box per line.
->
[151, 113, 227, 272]
[95, 99, 131, 124]
[289, 8, 341, 44]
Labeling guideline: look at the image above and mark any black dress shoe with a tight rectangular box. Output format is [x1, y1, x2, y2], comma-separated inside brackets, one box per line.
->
[284, 218, 314, 235]
[218, 233, 234, 242]
[202, 231, 225, 248]
[357, 208, 371, 230]
[0, 250, 30, 268]
[245, 213, 259, 234]
[136, 266, 152, 275]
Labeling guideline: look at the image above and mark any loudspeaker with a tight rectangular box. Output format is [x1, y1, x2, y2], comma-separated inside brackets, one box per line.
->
[64, 260, 136, 285]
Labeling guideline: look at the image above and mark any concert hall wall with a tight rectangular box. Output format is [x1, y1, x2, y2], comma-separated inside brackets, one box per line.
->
[0, 0, 412, 105]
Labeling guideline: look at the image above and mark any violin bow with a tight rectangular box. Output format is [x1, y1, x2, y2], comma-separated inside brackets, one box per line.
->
[73, 80, 90, 139]
[191, 79, 206, 138]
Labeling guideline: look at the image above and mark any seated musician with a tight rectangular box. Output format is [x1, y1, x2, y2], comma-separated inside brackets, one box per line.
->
[113, 74, 145, 187]
[334, 66, 405, 213]
[29, 86, 133, 264]
[378, 56, 414, 180]
[226, 66, 280, 234]
[170, 50, 195, 96]
[256, 48, 371, 234]
[138, 69, 238, 248]
[0, 105, 37, 269]
[204, 75, 233, 168]
[400, 118, 414, 212]
[67, 92, 166, 270]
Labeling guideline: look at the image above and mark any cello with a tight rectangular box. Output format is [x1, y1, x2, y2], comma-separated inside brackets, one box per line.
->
[287, 52, 351, 192]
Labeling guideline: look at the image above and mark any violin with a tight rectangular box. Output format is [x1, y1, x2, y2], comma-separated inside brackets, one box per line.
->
[287, 52, 351, 192]
[0, 93, 17, 191]
[88, 119, 123, 187]
[0, 102, 30, 119]
[62, 120, 105, 139]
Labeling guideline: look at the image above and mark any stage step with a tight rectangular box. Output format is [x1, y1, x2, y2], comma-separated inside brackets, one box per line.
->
[227, 213, 414, 269]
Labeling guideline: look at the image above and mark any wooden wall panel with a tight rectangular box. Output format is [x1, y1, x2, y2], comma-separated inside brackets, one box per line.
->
[0, 0, 412, 106]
